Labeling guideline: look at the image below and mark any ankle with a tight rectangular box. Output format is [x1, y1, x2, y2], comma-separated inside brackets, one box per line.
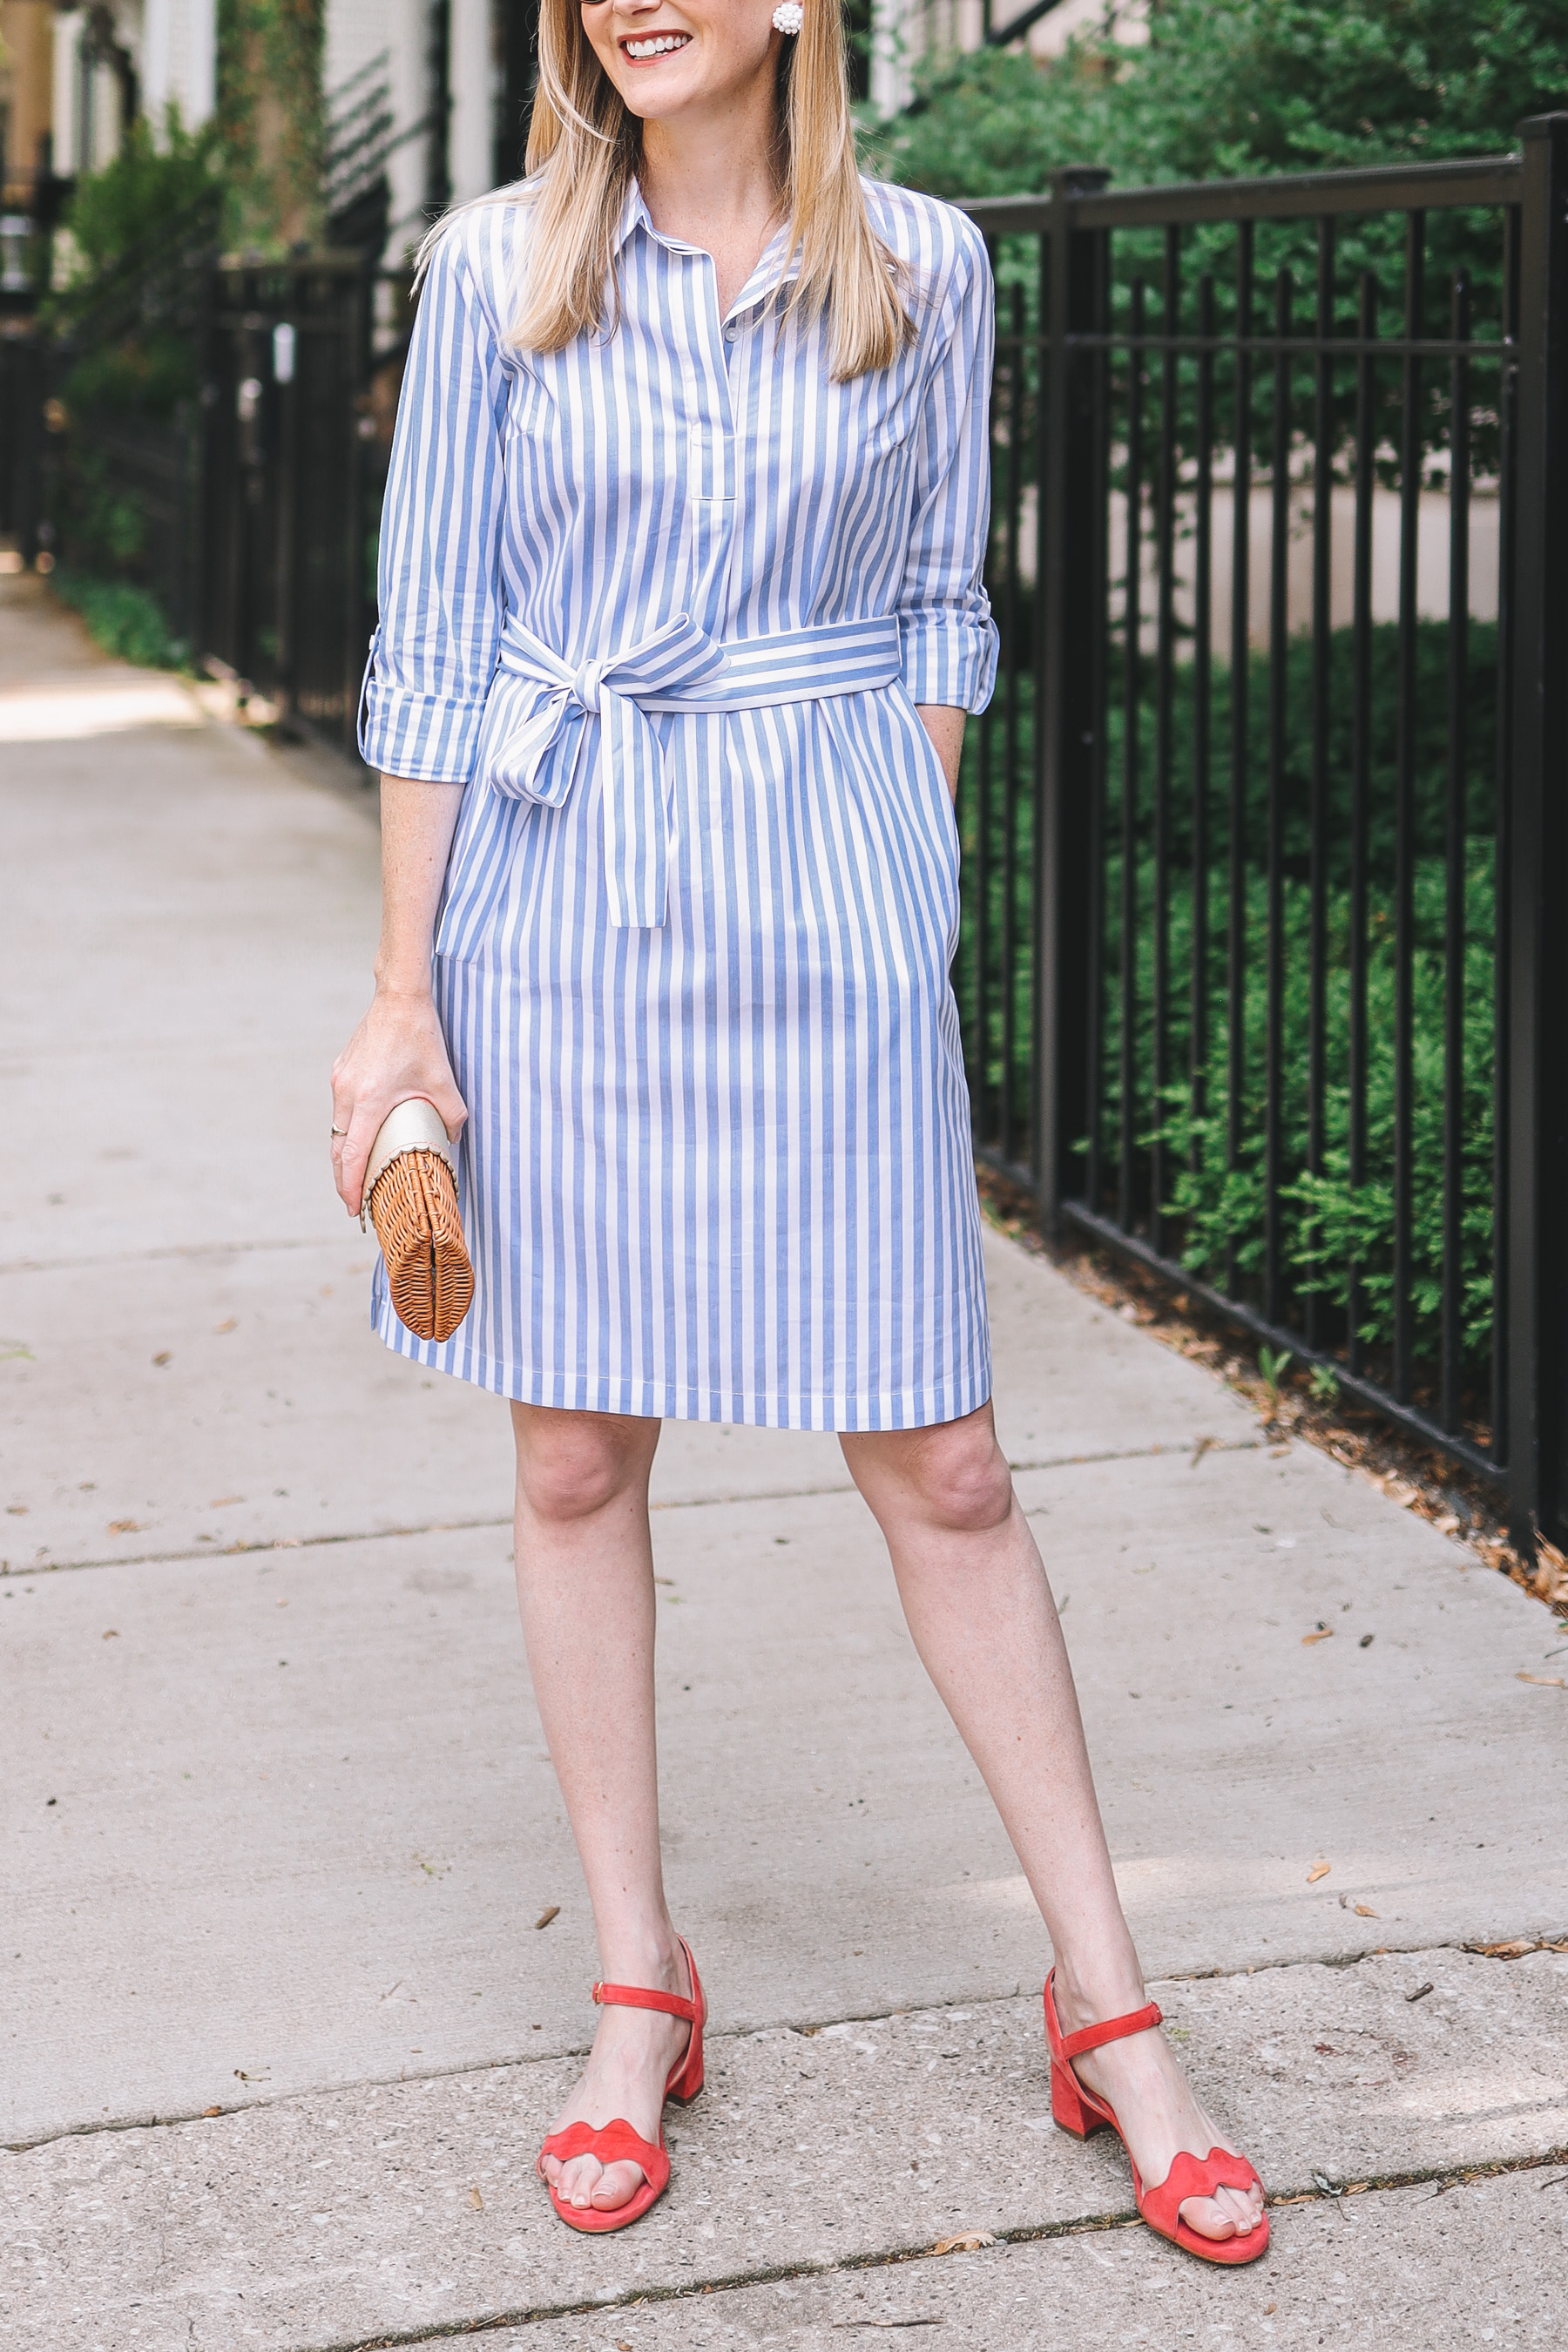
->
[594, 1924, 686, 1996]
[1051, 1954, 1148, 2038]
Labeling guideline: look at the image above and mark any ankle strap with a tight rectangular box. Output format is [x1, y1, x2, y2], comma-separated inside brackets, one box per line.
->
[1058, 1997, 1163, 2060]
[592, 1979, 699, 2023]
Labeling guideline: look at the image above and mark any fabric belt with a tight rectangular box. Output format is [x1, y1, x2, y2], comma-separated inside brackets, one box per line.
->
[485, 613, 902, 929]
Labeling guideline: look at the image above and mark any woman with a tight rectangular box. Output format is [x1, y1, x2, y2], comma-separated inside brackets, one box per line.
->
[331, 0, 1267, 2266]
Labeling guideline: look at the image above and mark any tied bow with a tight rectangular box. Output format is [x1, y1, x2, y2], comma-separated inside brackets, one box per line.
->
[488, 613, 729, 928]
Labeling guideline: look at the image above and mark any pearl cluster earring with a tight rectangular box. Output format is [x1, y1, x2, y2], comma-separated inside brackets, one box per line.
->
[772, 3, 803, 31]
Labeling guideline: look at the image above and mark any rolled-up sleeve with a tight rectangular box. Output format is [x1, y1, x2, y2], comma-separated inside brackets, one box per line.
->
[896, 221, 999, 714]
[359, 223, 510, 781]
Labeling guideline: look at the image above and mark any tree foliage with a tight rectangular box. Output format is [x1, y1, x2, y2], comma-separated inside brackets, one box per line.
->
[864, 0, 1568, 199]
[52, 110, 221, 293]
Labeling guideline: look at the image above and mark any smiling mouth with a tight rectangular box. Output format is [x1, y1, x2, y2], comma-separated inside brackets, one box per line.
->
[620, 30, 693, 57]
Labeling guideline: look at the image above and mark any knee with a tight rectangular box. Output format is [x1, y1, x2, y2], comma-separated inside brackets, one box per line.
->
[902, 1423, 1015, 1537]
[512, 1411, 650, 1526]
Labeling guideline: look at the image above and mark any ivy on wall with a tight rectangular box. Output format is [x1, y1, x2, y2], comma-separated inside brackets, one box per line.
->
[216, 0, 325, 251]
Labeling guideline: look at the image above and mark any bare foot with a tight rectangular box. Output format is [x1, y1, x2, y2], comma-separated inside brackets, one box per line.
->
[1052, 1978, 1266, 2243]
[538, 1942, 693, 2214]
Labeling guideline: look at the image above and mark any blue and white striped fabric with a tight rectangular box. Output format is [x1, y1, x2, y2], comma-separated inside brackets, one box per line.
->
[360, 176, 999, 1429]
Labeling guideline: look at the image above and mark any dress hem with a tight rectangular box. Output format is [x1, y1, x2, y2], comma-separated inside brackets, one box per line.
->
[371, 1301, 992, 1433]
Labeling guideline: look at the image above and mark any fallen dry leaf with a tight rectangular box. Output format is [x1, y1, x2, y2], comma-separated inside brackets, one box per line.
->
[1191, 1435, 1215, 1469]
[213, 1318, 238, 1335]
[202, 2104, 222, 2117]
[1308, 1861, 1332, 1883]
[534, 1904, 560, 1930]
[152, 1351, 172, 1367]
[930, 2232, 997, 2256]
[1517, 1672, 1565, 1688]
[106, 1519, 145, 1535]
[101, 1629, 118, 1640]
[1354, 1903, 1378, 1918]
[467, 2185, 483, 2210]
[5, 1504, 26, 1515]
[1470, 1937, 1538, 1959]
[210, 1495, 243, 1507]
[1302, 1626, 1335, 1645]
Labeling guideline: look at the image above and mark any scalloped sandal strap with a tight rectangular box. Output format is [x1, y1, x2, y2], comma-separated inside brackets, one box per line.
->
[537, 2119, 669, 2196]
[1058, 1997, 1164, 2060]
[1138, 2146, 1260, 2240]
[593, 1978, 699, 2022]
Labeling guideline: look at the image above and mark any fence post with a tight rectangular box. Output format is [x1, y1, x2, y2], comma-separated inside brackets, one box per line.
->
[1507, 114, 1568, 1549]
[1034, 168, 1110, 1233]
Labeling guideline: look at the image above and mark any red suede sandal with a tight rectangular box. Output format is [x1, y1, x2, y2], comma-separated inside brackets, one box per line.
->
[536, 1937, 705, 2234]
[1043, 1968, 1269, 2266]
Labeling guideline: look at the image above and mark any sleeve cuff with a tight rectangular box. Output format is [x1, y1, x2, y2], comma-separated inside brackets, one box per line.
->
[357, 639, 490, 782]
[898, 611, 999, 714]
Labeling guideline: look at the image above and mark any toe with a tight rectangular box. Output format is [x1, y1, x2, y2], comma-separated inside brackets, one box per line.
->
[557, 2153, 604, 2209]
[1177, 2193, 1240, 2241]
[589, 2159, 647, 2211]
[1218, 2182, 1265, 2233]
[1178, 2183, 1264, 2240]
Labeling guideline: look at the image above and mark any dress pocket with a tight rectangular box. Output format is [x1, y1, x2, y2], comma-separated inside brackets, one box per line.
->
[890, 680, 963, 957]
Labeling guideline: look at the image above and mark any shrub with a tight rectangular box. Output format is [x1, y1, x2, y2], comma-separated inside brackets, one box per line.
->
[958, 618, 1500, 1391]
[50, 111, 222, 308]
[50, 570, 190, 671]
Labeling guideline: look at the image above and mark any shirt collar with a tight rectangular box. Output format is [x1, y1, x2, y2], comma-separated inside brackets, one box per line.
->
[612, 179, 805, 310]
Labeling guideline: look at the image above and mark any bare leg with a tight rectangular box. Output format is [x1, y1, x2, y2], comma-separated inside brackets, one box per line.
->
[841, 1402, 1264, 2243]
[510, 1402, 692, 2215]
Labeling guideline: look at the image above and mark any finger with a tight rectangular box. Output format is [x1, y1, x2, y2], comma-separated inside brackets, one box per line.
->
[330, 1083, 355, 1184]
[338, 1106, 381, 1219]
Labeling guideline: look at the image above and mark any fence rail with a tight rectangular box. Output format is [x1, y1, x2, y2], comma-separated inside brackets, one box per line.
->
[957, 113, 1568, 1551]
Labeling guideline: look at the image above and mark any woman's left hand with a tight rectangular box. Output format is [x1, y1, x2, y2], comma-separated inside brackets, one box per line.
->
[916, 704, 966, 797]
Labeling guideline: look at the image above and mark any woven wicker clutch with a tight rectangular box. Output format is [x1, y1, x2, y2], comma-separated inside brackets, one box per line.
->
[362, 1098, 474, 1343]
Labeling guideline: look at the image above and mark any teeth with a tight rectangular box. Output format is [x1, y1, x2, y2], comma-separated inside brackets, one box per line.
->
[625, 33, 689, 54]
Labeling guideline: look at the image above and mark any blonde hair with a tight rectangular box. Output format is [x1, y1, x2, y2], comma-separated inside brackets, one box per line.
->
[426, 3, 909, 381]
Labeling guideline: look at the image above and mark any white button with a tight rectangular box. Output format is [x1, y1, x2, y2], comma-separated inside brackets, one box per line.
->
[724, 324, 738, 341]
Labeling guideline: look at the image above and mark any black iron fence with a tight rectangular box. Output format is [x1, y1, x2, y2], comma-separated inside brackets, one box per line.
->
[956, 115, 1568, 1551]
[0, 229, 408, 757]
[198, 252, 396, 743]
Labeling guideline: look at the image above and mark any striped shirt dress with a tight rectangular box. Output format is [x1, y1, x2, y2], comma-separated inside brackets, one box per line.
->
[359, 177, 999, 1430]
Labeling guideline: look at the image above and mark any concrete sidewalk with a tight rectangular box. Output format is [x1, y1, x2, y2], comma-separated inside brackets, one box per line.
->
[2, 571, 1564, 2350]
